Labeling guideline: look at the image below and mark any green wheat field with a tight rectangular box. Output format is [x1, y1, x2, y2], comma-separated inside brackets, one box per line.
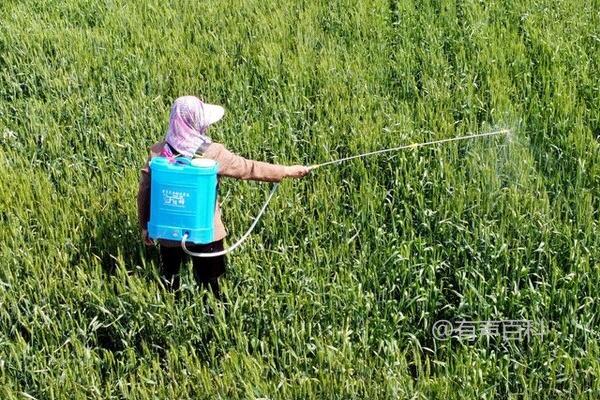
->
[1, 0, 599, 398]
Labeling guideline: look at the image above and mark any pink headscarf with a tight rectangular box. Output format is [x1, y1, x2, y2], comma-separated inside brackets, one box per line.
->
[164, 96, 225, 157]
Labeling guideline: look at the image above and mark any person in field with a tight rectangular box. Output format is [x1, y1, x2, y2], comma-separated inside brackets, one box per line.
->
[137, 96, 309, 299]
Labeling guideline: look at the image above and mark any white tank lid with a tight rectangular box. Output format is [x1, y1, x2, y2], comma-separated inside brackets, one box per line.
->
[191, 158, 217, 168]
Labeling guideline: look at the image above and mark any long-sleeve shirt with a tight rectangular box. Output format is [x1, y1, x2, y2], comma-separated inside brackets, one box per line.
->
[137, 140, 287, 247]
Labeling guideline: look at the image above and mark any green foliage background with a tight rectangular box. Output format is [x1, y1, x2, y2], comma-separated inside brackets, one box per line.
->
[0, 0, 598, 398]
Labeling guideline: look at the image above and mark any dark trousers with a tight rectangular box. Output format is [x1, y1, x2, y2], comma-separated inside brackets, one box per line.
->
[158, 239, 226, 299]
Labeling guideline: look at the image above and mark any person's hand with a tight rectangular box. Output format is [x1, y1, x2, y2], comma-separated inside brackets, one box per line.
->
[142, 229, 154, 246]
[285, 165, 311, 179]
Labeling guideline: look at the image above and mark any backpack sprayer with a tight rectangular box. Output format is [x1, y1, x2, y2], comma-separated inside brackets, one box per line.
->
[147, 128, 510, 257]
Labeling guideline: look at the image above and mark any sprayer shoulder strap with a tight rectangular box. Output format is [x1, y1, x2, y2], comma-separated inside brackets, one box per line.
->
[193, 142, 213, 158]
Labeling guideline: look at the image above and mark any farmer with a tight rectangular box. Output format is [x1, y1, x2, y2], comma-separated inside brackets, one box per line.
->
[137, 96, 310, 299]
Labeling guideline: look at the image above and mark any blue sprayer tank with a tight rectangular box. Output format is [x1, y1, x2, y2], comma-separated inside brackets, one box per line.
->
[147, 156, 219, 244]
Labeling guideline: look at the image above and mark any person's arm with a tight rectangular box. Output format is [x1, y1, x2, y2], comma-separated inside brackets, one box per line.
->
[203, 143, 309, 182]
[137, 159, 154, 245]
